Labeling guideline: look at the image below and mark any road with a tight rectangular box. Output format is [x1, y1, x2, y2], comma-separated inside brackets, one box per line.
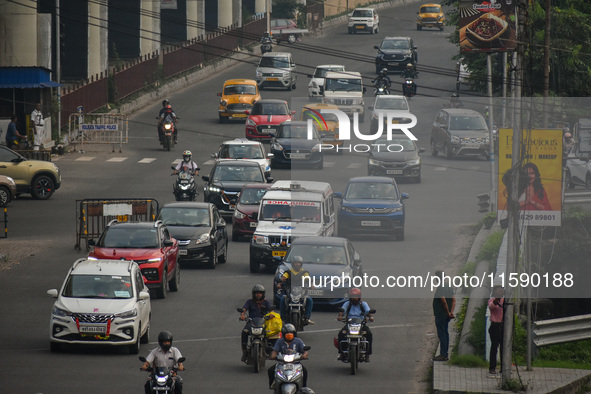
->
[0, 2, 491, 393]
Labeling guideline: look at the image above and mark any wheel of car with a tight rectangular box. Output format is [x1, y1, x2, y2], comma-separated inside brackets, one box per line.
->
[129, 333, 140, 354]
[0, 186, 10, 206]
[169, 263, 180, 292]
[370, 27, 374, 35]
[396, 228, 405, 241]
[249, 254, 260, 273]
[287, 34, 297, 44]
[444, 143, 453, 159]
[415, 174, 421, 184]
[375, 25, 379, 34]
[292, 82, 296, 90]
[50, 342, 61, 352]
[207, 245, 217, 269]
[287, 83, 292, 91]
[155, 269, 167, 299]
[316, 159, 324, 170]
[417, 25, 422, 31]
[431, 139, 438, 156]
[439, 26, 444, 31]
[218, 240, 228, 264]
[219, 114, 226, 123]
[348, 28, 352, 34]
[140, 320, 150, 344]
[31, 175, 55, 200]
[586, 173, 591, 189]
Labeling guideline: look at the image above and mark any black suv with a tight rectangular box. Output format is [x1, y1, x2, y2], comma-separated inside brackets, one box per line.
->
[374, 36, 417, 74]
[202, 160, 273, 215]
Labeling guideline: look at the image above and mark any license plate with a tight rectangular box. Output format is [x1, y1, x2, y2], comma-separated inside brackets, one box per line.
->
[272, 250, 287, 257]
[386, 170, 403, 175]
[179, 250, 188, 255]
[267, 77, 279, 81]
[466, 143, 481, 148]
[290, 153, 307, 159]
[356, 26, 364, 29]
[261, 128, 275, 134]
[284, 364, 294, 370]
[391, 62, 399, 66]
[361, 221, 381, 226]
[307, 289, 324, 296]
[79, 325, 106, 334]
[250, 222, 258, 227]
[233, 114, 247, 118]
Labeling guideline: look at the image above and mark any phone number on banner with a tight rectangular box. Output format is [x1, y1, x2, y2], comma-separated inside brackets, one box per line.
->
[519, 210, 561, 226]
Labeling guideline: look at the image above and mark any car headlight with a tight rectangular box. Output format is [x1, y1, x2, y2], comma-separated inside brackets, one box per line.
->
[282, 72, 290, 78]
[407, 158, 420, 165]
[369, 158, 380, 166]
[7, 177, 14, 183]
[148, 257, 163, 263]
[196, 233, 211, 244]
[388, 206, 403, 213]
[311, 81, 318, 88]
[208, 186, 221, 193]
[437, 15, 443, 20]
[220, 100, 227, 107]
[52, 306, 71, 317]
[234, 210, 246, 219]
[451, 135, 460, 144]
[246, 119, 256, 127]
[253, 234, 269, 245]
[256, 70, 262, 78]
[417, 15, 422, 20]
[115, 309, 137, 319]
[341, 206, 356, 213]
[272, 142, 284, 151]
[312, 144, 321, 152]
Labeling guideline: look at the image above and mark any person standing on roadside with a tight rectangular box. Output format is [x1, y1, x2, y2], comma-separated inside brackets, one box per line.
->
[432, 270, 455, 361]
[31, 103, 44, 150]
[488, 286, 504, 375]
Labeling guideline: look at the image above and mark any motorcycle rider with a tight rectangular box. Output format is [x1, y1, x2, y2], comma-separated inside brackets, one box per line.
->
[268, 323, 309, 390]
[401, 63, 418, 94]
[336, 288, 374, 362]
[260, 32, 273, 53]
[5, 114, 25, 150]
[448, 92, 463, 108]
[372, 68, 391, 92]
[239, 284, 273, 362]
[173, 150, 200, 175]
[141, 331, 184, 394]
[279, 256, 314, 325]
[159, 104, 178, 143]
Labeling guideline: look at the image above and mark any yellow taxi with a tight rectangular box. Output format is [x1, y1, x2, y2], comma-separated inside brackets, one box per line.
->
[217, 79, 261, 122]
[416, 3, 445, 31]
[301, 103, 343, 153]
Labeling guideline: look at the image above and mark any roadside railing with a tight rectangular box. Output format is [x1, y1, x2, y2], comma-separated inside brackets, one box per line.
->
[67, 113, 129, 152]
[533, 314, 591, 348]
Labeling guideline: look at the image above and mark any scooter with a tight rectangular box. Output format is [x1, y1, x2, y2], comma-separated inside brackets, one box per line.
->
[335, 308, 376, 375]
[402, 77, 417, 99]
[374, 80, 390, 96]
[270, 347, 310, 394]
[139, 356, 186, 394]
[171, 166, 198, 201]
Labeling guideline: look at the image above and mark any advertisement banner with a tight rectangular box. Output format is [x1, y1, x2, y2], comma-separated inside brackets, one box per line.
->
[498, 129, 562, 226]
[459, 0, 517, 52]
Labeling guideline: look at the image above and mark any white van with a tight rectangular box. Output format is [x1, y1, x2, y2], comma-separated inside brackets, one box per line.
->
[249, 180, 336, 272]
[322, 71, 366, 122]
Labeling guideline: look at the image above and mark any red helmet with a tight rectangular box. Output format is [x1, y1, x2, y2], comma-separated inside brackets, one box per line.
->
[349, 288, 361, 298]
[165, 105, 172, 113]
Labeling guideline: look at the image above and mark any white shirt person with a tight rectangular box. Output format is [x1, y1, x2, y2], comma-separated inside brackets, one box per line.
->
[31, 103, 44, 150]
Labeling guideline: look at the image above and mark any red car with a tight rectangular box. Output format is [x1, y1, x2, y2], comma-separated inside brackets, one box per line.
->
[88, 220, 180, 299]
[232, 183, 271, 241]
[245, 99, 295, 141]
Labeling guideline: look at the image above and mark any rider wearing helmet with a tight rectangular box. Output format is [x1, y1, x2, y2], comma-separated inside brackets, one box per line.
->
[279, 256, 314, 325]
[174, 150, 200, 175]
[239, 284, 273, 362]
[141, 331, 184, 394]
[372, 67, 392, 89]
[402, 63, 418, 94]
[268, 323, 309, 389]
[159, 104, 179, 143]
[336, 288, 374, 361]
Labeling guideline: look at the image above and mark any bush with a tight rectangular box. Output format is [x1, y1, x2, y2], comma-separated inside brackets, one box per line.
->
[449, 354, 488, 368]
[476, 230, 505, 263]
[466, 304, 487, 358]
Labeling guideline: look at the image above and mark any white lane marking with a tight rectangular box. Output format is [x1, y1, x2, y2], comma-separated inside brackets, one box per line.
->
[107, 157, 127, 162]
[172, 159, 182, 165]
[75, 157, 96, 161]
[324, 161, 336, 168]
[138, 158, 157, 164]
[434, 167, 447, 171]
[347, 162, 363, 169]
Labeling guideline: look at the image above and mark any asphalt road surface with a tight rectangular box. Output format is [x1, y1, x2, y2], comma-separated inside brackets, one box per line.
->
[0, 2, 491, 393]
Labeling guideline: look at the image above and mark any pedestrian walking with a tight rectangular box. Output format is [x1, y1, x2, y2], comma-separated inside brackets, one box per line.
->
[488, 285, 504, 375]
[31, 103, 44, 150]
[432, 270, 455, 361]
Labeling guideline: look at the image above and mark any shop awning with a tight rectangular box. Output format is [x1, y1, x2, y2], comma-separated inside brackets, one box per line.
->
[0, 67, 61, 88]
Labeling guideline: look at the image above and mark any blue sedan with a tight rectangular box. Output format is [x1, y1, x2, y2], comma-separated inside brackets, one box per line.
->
[336, 176, 409, 240]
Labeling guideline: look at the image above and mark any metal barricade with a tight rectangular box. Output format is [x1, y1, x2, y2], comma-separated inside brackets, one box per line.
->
[533, 314, 591, 348]
[16, 149, 52, 162]
[68, 113, 129, 152]
[75, 198, 159, 251]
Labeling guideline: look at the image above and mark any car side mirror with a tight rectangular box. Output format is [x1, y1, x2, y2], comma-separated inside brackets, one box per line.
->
[413, 46, 417, 50]
[216, 221, 226, 229]
[47, 289, 58, 298]
[419, 147, 426, 153]
[291, 111, 296, 115]
[266, 176, 274, 183]
[373, 45, 380, 50]
[307, 74, 313, 78]
[333, 192, 343, 199]
[401, 192, 410, 200]
[163, 239, 174, 247]
[139, 291, 150, 300]
[202, 176, 210, 182]
[363, 87, 367, 93]
[267, 153, 274, 158]
[217, 92, 222, 96]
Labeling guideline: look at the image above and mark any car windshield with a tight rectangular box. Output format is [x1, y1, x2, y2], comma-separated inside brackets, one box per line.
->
[352, 10, 372, 17]
[224, 84, 256, 95]
[251, 102, 289, 115]
[213, 165, 264, 182]
[450, 115, 488, 130]
[345, 182, 399, 200]
[239, 188, 268, 205]
[375, 97, 409, 110]
[220, 144, 264, 159]
[381, 39, 409, 50]
[277, 124, 314, 139]
[374, 138, 416, 151]
[62, 274, 133, 299]
[158, 207, 210, 227]
[285, 245, 347, 265]
[259, 57, 290, 68]
[260, 200, 321, 223]
[302, 109, 339, 123]
[420, 6, 441, 13]
[100, 227, 159, 248]
[324, 77, 362, 92]
[313, 67, 345, 78]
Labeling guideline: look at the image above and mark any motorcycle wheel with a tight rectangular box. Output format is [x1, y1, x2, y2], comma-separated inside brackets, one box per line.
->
[163, 136, 170, 151]
[350, 344, 358, 375]
[253, 342, 262, 373]
[291, 312, 302, 332]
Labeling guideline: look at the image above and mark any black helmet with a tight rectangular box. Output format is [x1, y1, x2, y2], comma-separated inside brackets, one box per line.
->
[252, 284, 265, 299]
[282, 323, 296, 337]
[162, 99, 169, 107]
[158, 331, 173, 351]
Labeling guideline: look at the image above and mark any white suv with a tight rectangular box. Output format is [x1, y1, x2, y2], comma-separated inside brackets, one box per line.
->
[212, 138, 273, 177]
[47, 259, 151, 354]
[348, 8, 379, 34]
[307, 64, 345, 98]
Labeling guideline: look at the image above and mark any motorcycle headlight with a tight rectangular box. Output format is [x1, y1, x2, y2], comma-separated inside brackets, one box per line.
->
[52, 306, 71, 317]
[451, 135, 460, 144]
[251, 327, 263, 335]
[164, 124, 172, 130]
[196, 233, 211, 244]
[115, 309, 137, 319]
[234, 210, 246, 219]
[253, 234, 269, 245]
[246, 119, 256, 127]
[272, 142, 284, 151]
[157, 376, 168, 385]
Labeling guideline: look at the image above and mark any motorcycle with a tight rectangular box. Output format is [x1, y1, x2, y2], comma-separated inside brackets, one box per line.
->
[139, 355, 186, 394]
[161, 120, 176, 151]
[270, 347, 311, 394]
[9, 136, 31, 151]
[237, 308, 281, 373]
[171, 165, 198, 201]
[402, 77, 416, 98]
[374, 80, 390, 96]
[335, 308, 376, 375]
[261, 40, 273, 55]
[283, 286, 308, 332]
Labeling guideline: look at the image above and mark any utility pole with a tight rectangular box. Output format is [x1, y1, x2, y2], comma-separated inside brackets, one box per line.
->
[56, 0, 61, 140]
[487, 54, 496, 212]
[542, 0, 551, 128]
[266, 0, 271, 34]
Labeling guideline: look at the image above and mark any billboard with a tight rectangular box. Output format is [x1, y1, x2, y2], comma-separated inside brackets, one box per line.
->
[459, 0, 517, 52]
[498, 129, 562, 226]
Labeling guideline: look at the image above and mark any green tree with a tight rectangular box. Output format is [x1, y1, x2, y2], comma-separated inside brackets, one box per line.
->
[272, 0, 299, 19]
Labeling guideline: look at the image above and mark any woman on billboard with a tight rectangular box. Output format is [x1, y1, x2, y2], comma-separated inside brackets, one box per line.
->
[518, 163, 552, 211]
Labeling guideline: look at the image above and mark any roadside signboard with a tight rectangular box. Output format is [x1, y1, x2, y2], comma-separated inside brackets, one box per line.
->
[459, 0, 517, 52]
